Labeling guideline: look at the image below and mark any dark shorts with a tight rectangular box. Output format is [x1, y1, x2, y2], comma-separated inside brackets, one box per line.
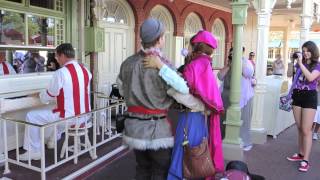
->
[292, 89, 318, 109]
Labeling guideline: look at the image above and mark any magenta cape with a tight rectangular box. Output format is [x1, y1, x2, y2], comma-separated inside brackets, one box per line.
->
[183, 54, 225, 173]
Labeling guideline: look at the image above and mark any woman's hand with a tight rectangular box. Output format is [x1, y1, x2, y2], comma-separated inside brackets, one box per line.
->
[143, 55, 164, 69]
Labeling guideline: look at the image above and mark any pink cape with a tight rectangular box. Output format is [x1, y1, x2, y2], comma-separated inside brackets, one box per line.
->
[183, 54, 225, 175]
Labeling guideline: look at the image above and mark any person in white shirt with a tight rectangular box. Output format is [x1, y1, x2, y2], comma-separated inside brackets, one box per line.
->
[19, 43, 92, 161]
[272, 54, 285, 75]
[0, 51, 16, 75]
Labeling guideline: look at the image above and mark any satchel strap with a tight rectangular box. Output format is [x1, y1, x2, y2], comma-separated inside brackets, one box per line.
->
[183, 111, 209, 146]
[183, 112, 189, 146]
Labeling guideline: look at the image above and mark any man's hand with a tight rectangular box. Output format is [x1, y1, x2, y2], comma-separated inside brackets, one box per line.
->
[143, 55, 164, 69]
[29, 93, 39, 98]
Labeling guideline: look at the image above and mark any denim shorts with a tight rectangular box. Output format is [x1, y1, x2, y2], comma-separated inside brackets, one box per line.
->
[292, 89, 318, 109]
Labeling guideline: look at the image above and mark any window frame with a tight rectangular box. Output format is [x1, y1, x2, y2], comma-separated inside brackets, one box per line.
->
[0, 0, 68, 93]
[211, 18, 226, 70]
[0, 1, 66, 48]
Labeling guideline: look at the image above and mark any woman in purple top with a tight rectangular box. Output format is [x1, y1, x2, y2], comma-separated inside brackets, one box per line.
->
[286, 41, 320, 172]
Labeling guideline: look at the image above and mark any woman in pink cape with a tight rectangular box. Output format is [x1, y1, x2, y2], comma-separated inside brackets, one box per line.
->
[183, 30, 224, 174]
[143, 30, 224, 179]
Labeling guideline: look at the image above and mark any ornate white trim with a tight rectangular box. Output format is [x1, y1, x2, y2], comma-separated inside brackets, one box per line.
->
[93, 0, 133, 26]
[186, 0, 231, 13]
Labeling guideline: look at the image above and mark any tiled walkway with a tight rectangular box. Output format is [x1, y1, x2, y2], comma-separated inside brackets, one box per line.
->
[88, 125, 320, 180]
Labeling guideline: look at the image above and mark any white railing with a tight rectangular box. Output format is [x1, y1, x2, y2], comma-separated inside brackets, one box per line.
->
[0, 94, 126, 180]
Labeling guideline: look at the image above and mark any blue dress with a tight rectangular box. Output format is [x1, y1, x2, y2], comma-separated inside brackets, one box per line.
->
[167, 112, 208, 180]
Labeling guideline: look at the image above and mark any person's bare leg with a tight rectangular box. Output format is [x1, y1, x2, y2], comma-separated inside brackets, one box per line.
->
[301, 108, 316, 161]
[293, 106, 303, 155]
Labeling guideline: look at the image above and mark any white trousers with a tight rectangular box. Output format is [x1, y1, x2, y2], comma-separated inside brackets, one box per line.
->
[23, 109, 61, 152]
[240, 98, 253, 147]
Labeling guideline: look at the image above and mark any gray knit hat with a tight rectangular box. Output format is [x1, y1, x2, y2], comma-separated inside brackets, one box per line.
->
[140, 18, 164, 43]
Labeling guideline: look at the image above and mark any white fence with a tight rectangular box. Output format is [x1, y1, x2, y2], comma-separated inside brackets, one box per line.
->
[0, 94, 126, 180]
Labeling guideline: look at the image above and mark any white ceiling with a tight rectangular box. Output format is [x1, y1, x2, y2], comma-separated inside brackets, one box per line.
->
[200, 0, 320, 30]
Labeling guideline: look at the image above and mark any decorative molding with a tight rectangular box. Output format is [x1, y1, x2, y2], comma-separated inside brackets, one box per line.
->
[184, 12, 203, 34]
[186, 0, 232, 13]
[251, 0, 276, 13]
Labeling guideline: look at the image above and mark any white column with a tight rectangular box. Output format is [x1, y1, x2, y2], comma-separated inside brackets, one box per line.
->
[172, 36, 185, 68]
[300, 0, 313, 47]
[283, 27, 290, 78]
[251, 0, 276, 144]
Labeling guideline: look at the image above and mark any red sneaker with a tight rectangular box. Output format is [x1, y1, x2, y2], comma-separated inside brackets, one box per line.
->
[287, 153, 303, 161]
[299, 161, 310, 172]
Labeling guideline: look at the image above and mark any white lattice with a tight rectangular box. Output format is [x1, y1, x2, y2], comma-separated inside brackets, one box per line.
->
[212, 18, 226, 69]
[150, 5, 174, 59]
[150, 5, 173, 33]
[55, 0, 64, 12]
[184, 13, 202, 35]
[56, 19, 64, 45]
[101, 0, 128, 24]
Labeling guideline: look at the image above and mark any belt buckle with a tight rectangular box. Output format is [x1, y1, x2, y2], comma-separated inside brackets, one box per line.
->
[151, 116, 159, 120]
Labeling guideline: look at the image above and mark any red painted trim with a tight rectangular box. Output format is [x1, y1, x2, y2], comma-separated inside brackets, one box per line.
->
[127, 106, 167, 115]
[2, 62, 9, 75]
[53, 88, 65, 118]
[70, 122, 86, 128]
[66, 64, 81, 116]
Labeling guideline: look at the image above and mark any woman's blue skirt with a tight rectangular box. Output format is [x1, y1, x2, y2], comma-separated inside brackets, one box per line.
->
[167, 112, 208, 180]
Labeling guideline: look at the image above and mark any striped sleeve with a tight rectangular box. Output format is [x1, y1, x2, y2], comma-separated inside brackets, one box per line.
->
[39, 70, 64, 104]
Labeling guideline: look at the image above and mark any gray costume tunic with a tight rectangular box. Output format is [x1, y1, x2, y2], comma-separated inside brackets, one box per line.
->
[118, 51, 174, 150]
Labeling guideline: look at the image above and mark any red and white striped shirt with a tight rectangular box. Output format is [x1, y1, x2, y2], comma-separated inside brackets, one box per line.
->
[40, 60, 92, 118]
[0, 61, 16, 75]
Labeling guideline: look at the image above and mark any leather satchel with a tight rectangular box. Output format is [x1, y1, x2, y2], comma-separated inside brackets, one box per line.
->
[182, 113, 215, 179]
[183, 137, 215, 179]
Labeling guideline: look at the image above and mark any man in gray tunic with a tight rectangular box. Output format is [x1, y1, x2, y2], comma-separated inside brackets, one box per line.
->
[118, 18, 174, 180]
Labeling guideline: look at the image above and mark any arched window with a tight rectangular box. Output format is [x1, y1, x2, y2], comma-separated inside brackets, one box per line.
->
[184, 13, 203, 48]
[101, 0, 128, 25]
[150, 5, 174, 59]
[212, 18, 226, 69]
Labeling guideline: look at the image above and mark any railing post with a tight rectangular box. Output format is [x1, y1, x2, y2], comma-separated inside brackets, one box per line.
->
[93, 112, 97, 159]
[40, 127, 46, 180]
[2, 118, 10, 174]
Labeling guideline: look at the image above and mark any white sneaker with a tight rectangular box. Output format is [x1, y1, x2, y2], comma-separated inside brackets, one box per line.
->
[312, 133, 318, 140]
[19, 151, 41, 161]
[243, 145, 253, 151]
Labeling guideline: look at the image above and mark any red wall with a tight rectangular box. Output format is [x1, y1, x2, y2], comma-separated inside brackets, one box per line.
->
[126, 0, 233, 60]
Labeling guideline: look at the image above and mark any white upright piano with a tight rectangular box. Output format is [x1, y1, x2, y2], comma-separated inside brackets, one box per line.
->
[0, 73, 54, 154]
